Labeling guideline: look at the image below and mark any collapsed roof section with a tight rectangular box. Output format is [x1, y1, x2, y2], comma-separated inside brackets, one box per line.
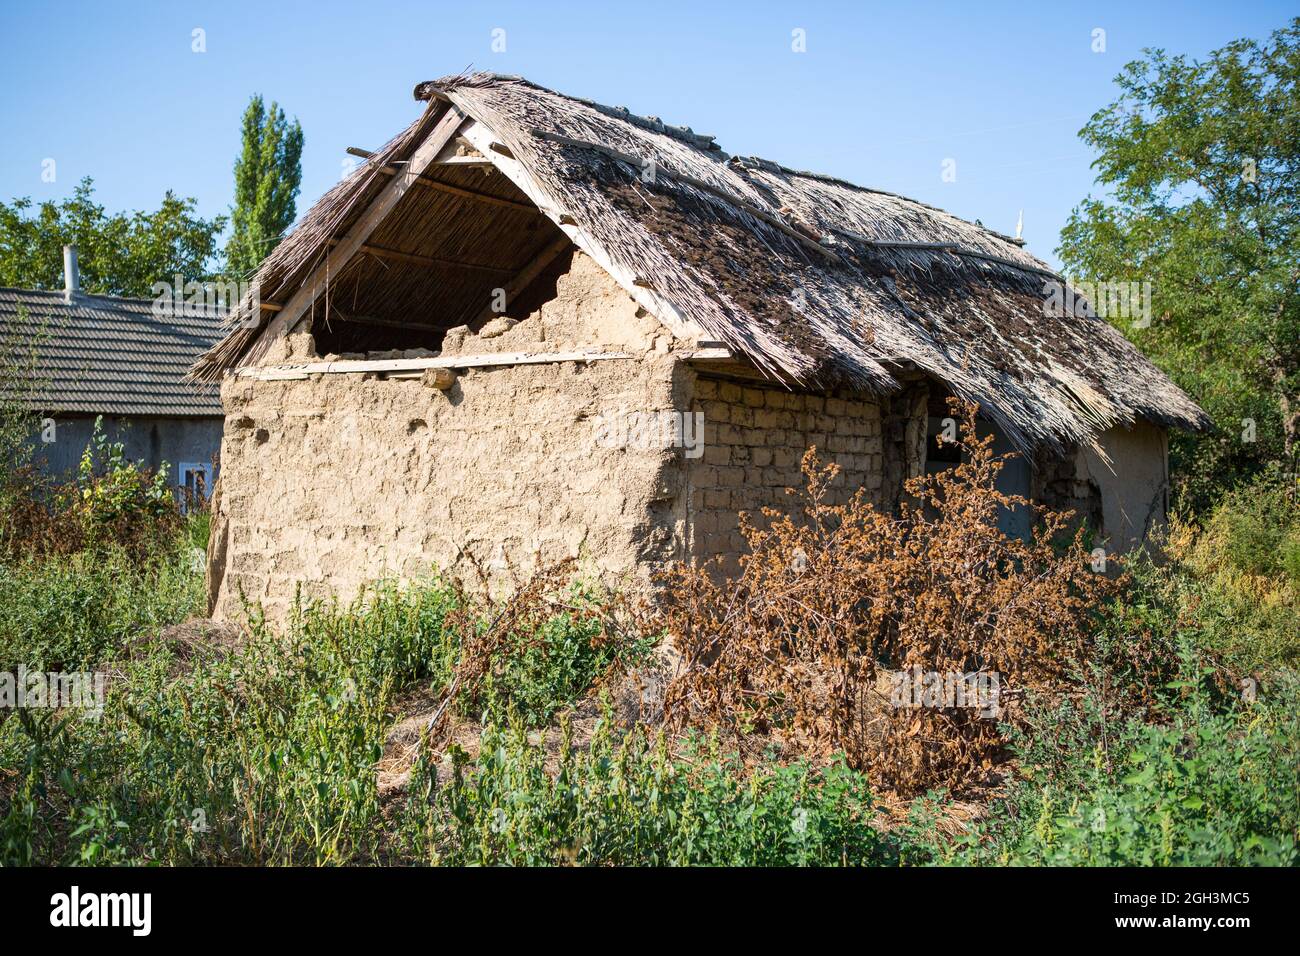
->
[193, 72, 1209, 456]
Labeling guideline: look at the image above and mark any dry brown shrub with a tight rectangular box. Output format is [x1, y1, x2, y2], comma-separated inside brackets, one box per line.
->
[658, 399, 1122, 796]
[0, 467, 85, 560]
[1, 466, 186, 563]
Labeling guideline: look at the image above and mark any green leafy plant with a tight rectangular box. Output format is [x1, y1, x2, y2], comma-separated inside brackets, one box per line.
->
[1058, 18, 1300, 511]
[0, 179, 225, 297]
[408, 703, 887, 867]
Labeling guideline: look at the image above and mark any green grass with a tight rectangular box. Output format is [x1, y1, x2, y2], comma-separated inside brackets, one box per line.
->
[0, 564, 865, 865]
[898, 668, 1300, 866]
[0, 548, 660, 865]
[0, 531, 203, 672]
[404, 710, 886, 866]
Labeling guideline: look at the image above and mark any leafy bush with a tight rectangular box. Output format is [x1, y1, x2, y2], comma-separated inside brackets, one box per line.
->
[0, 313, 55, 558]
[1201, 476, 1300, 579]
[0, 535, 202, 670]
[904, 670, 1300, 866]
[471, 587, 655, 727]
[1140, 482, 1300, 671]
[0, 416, 183, 562]
[403, 706, 887, 866]
[415, 560, 653, 750]
[72, 417, 179, 558]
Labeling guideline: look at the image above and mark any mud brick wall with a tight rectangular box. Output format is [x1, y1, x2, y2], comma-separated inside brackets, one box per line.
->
[685, 374, 885, 573]
[210, 358, 687, 624]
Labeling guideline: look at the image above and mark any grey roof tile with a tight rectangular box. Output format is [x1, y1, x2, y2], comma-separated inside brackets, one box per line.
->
[0, 287, 223, 417]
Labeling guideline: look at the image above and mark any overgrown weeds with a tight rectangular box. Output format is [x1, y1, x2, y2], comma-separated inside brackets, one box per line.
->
[0, 416, 182, 562]
[401, 702, 887, 866]
[0, 559, 654, 865]
[898, 662, 1300, 866]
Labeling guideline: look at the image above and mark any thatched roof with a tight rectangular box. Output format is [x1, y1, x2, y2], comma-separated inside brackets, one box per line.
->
[194, 72, 1208, 456]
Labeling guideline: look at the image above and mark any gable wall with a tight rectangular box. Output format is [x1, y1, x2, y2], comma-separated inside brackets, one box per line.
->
[208, 252, 686, 624]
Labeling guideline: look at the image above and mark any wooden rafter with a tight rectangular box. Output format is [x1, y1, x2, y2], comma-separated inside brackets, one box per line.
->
[469, 233, 572, 327]
[328, 239, 515, 275]
[455, 119, 705, 343]
[247, 106, 470, 357]
[347, 145, 534, 213]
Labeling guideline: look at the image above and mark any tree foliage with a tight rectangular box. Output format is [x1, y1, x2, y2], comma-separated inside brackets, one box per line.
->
[1058, 18, 1300, 511]
[224, 95, 303, 279]
[0, 179, 226, 297]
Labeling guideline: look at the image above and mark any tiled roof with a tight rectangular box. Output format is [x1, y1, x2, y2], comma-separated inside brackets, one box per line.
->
[0, 287, 222, 417]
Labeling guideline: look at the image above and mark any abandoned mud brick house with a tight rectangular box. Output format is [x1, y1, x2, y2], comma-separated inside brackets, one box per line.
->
[192, 73, 1209, 623]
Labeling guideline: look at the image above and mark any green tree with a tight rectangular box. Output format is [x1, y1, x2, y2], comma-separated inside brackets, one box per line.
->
[0, 309, 46, 477]
[0, 179, 226, 297]
[1058, 18, 1300, 513]
[224, 95, 304, 279]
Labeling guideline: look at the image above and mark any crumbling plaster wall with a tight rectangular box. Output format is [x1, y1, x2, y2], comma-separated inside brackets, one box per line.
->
[1077, 422, 1169, 555]
[1028, 422, 1168, 554]
[209, 253, 689, 623]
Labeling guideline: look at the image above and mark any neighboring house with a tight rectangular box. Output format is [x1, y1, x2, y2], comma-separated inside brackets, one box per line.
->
[0, 246, 224, 500]
[192, 73, 1209, 623]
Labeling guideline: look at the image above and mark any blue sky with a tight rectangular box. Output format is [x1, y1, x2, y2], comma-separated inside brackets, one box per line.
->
[0, 0, 1292, 270]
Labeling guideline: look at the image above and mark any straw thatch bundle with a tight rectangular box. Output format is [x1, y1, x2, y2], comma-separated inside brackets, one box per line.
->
[194, 72, 1208, 456]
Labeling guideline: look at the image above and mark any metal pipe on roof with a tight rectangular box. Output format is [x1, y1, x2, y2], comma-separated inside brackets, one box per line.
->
[63, 245, 79, 302]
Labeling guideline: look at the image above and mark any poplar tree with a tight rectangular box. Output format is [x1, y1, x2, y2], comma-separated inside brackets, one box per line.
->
[225, 95, 304, 279]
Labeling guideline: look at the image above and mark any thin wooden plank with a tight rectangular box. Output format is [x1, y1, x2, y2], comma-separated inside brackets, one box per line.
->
[237, 350, 634, 380]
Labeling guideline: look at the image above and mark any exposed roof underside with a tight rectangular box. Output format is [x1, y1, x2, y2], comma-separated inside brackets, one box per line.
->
[194, 72, 1209, 456]
[2, 288, 221, 417]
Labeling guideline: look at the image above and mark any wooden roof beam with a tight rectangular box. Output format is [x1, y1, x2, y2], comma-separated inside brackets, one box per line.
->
[469, 233, 572, 328]
[347, 145, 535, 213]
[329, 239, 516, 275]
[246, 105, 470, 360]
